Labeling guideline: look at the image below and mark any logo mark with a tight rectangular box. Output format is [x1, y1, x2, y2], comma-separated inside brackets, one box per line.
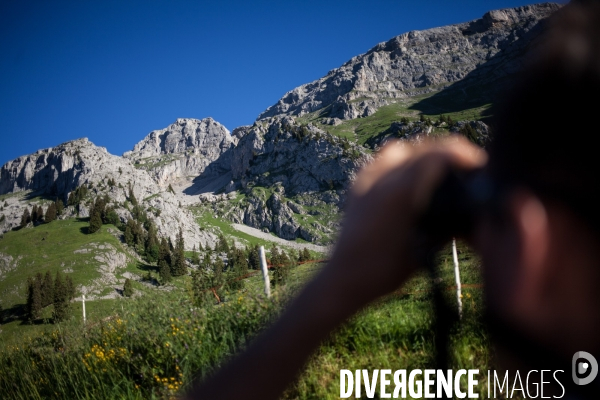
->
[572, 351, 598, 385]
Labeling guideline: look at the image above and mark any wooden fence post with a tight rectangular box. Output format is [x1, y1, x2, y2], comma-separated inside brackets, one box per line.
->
[259, 246, 271, 298]
[82, 294, 86, 325]
[452, 238, 463, 319]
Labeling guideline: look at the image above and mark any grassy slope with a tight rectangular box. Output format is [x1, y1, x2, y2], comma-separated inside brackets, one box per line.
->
[288, 242, 488, 399]
[297, 94, 492, 145]
[0, 219, 150, 344]
[0, 234, 489, 399]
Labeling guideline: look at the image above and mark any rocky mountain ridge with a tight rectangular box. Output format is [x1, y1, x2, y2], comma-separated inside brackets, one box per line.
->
[0, 3, 561, 245]
[123, 118, 234, 186]
[258, 3, 560, 121]
[0, 138, 216, 249]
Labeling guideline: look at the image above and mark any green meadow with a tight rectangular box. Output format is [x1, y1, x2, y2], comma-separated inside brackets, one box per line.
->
[0, 216, 489, 399]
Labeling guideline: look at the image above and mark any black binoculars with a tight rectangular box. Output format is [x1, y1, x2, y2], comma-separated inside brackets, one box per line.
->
[420, 168, 496, 242]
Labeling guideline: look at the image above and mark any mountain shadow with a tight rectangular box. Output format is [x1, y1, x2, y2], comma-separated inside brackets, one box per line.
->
[409, 14, 551, 119]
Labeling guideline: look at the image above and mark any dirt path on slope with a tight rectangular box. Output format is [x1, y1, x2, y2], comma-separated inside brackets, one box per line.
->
[231, 223, 329, 254]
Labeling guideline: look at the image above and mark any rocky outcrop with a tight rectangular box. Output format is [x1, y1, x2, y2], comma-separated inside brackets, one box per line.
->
[0, 138, 216, 249]
[1, 4, 557, 247]
[124, 118, 234, 185]
[230, 116, 369, 195]
[257, 3, 560, 121]
[192, 117, 371, 243]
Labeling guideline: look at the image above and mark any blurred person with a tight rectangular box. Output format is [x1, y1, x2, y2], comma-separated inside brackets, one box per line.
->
[185, 1, 600, 398]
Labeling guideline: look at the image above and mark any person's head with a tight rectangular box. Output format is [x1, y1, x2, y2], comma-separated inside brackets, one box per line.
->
[477, 0, 600, 361]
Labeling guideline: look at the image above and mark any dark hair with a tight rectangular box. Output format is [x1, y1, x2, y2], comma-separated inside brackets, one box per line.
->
[490, 1, 600, 230]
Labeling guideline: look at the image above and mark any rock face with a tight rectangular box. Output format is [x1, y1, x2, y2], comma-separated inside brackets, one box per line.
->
[0, 3, 561, 246]
[0, 138, 216, 249]
[257, 3, 560, 121]
[194, 117, 371, 243]
[124, 118, 234, 186]
[230, 117, 368, 195]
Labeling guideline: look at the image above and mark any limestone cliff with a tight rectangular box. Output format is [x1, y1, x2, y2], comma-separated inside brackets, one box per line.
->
[258, 3, 560, 121]
[0, 138, 216, 249]
[123, 118, 233, 186]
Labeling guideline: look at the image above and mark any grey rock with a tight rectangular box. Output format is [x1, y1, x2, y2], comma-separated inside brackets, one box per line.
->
[231, 117, 370, 196]
[124, 118, 233, 186]
[0, 138, 216, 249]
[257, 3, 561, 121]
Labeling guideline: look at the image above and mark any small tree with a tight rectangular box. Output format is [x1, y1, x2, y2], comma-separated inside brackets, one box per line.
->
[89, 210, 102, 233]
[298, 248, 311, 262]
[171, 228, 187, 276]
[123, 279, 134, 297]
[52, 271, 70, 323]
[128, 184, 138, 206]
[168, 184, 175, 194]
[65, 275, 75, 300]
[213, 257, 224, 286]
[124, 219, 135, 246]
[158, 237, 171, 266]
[460, 123, 478, 144]
[159, 260, 172, 284]
[227, 248, 249, 291]
[447, 116, 455, 127]
[248, 244, 260, 270]
[191, 245, 200, 266]
[105, 209, 120, 226]
[216, 233, 229, 253]
[25, 275, 42, 322]
[55, 199, 64, 216]
[20, 208, 31, 228]
[31, 207, 38, 224]
[45, 203, 57, 223]
[145, 222, 159, 263]
[271, 250, 291, 287]
[41, 270, 54, 308]
[201, 253, 211, 270]
[37, 205, 45, 223]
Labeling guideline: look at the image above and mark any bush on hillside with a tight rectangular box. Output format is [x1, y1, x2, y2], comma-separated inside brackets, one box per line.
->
[123, 279, 134, 297]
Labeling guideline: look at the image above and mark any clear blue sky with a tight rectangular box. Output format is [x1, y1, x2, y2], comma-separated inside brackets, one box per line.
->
[0, 0, 565, 166]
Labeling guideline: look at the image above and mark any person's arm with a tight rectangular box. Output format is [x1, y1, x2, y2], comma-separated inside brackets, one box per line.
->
[184, 138, 487, 400]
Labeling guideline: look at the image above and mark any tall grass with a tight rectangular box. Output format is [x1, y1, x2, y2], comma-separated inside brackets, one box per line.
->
[0, 243, 490, 399]
[0, 289, 288, 399]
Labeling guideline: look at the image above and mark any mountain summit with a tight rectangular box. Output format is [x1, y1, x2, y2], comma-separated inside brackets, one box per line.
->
[0, 3, 561, 245]
[258, 3, 560, 122]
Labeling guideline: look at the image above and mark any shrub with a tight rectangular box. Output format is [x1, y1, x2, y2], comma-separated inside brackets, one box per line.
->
[20, 208, 31, 228]
[248, 244, 260, 270]
[123, 279, 134, 297]
[89, 211, 102, 233]
[25, 275, 42, 322]
[52, 271, 71, 323]
[41, 270, 54, 308]
[55, 199, 64, 216]
[215, 233, 229, 254]
[171, 228, 187, 277]
[45, 203, 57, 223]
[460, 123, 478, 144]
[159, 260, 171, 284]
